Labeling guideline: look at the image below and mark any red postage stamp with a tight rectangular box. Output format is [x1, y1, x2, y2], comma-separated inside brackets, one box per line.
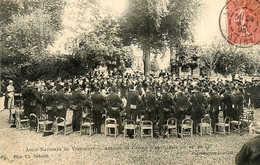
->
[227, 0, 260, 45]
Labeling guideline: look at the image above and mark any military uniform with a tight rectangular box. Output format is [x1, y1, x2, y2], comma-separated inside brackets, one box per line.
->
[126, 89, 141, 121]
[190, 89, 207, 134]
[208, 91, 220, 131]
[91, 90, 106, 134]
[222, 89, 235, 119]
[107, 91, 122, 134]
[70, 92, 86, 132]
[54, 91, 69, 122]
[173, 91, 191, 127]
[143, 90, 156, 122]
[233, 89, 244, 120]
[159, 91, 174, 131]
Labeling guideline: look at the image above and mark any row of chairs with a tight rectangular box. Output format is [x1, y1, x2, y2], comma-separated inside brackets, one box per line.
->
[14, 106, 255, 138]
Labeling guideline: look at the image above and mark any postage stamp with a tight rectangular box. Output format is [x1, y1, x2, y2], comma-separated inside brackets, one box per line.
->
[219, 0, 260, 47]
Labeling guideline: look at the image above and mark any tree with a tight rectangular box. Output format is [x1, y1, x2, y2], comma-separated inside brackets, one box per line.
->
[68, 2, 132, 75]
[214, 46, 255, 80]
[1, 0, 64, 87]
[121, 0, 169, 76]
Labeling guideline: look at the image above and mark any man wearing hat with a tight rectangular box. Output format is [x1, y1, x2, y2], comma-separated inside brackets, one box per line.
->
[233, 87, 244, 120]
[158, 86, 174, 133]
[143, 86, 156, 121]
[235, 127, 260, 165]
[107, 87, 123, 134]
[7, 80, 15, 110]
[7, 80, 15, 123]
[126, 84, 141, 121]
[173, 86, 191, 131]
[190, 86, 207, 134]
[208, 86, 221, 132]
[222, 86, 235, 119]
[91, 87, 107, 134]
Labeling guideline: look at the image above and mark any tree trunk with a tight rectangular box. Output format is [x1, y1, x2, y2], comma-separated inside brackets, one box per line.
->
[191, 69, 194, 76]
[142, 42, 150, 76]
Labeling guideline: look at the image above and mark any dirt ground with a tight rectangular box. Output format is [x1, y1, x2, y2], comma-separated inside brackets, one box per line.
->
[0, 106, 259, 165]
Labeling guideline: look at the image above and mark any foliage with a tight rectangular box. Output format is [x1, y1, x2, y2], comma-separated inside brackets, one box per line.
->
[1, 0, 65, 88]
[69, 2, 133, 74]
[201, 42, 257, 79]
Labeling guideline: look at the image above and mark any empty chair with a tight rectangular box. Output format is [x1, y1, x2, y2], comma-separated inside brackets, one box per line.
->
[241, 110, 254, 132]
[80, 117, 95, 135]
[56, 109, 73, 135]
[15, 108, 29, 129]
[197, 116, 212, 136]
[215, 117, 230, 135]
[166, 118, 178, 138]
[37, 113, 54, 133]
[140, 120, 153, 138]
[230, 115, 243, 134]
[179, 116, 193, 138]
[123, 120, 137, 138]
[105, 118, 118, 137]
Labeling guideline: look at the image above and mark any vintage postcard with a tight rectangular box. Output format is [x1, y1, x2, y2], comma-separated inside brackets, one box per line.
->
[0, 0, 260, 165]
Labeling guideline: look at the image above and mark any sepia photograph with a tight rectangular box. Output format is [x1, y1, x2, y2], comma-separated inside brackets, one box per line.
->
[0, 0, 260, 164]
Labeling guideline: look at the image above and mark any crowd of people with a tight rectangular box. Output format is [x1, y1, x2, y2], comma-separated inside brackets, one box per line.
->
[2, 70, 260, 138]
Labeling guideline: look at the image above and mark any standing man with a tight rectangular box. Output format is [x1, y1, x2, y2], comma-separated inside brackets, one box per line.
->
[143, 87, 156, 122]
[107, 87, 122, 134]
[159, 86, 174, 133]
[190, 86, 207, 134]
[126, 85, 141, 121]
[7, 80, 15, 110]
[173, 86, 191, 129]
[91, 87, 107, 134]
[233, 87, 244, 120]
[208, 86, 221, 132]
[7, 80, 15, 123]
[222, 86, 235, 119]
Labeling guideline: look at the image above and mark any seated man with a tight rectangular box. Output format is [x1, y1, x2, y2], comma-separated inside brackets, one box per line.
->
[235, 127, 260, 165]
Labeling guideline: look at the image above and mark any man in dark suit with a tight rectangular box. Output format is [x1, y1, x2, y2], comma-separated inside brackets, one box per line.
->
[107, 87, 122, 134]
[222, 86, 235, 119]
[143, 87, 156, 122]
[91, 87, 107, 134]
[233, 87, 244, 120]
[173, 86, 191, 130]
[70, 90, 86, 132]
[126, 85, 141, 121]
[208, 86, 221, 132]
[159, 86, 174, 132]
[190, 86, 207, 134]
[235, 129, 260, 165]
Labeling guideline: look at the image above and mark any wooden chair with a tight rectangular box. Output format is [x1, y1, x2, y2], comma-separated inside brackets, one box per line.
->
[230, 115, 243, 134]
[215, 117, 230, 135]
[241, 110, 254, 132]
[56, 109, 73, 135]
[29, 113, 38, 132]
[15, 108, 29, 129]
[123, 120, 137, 138]
[179, 116, 193, 138]
[105, 118, 118, 137]
[197, 116, 212, 136]
[140, 120, 153, 138]
[166, 118, 178, 138]
[80, 117, 95, 135]
[37, 113, 54, 133]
